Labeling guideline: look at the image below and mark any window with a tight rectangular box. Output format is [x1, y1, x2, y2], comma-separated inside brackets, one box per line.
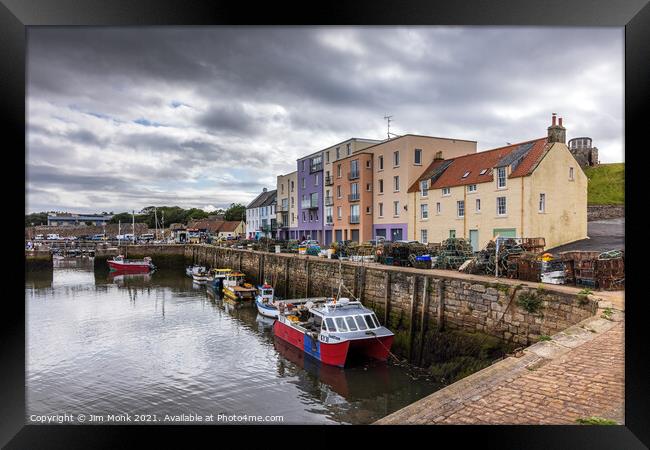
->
[350, 204, 360, 222]
[457, 200, 465, 217]
[442, 187, 450, 196]
[414, 149, 422, 165]
[393, 176, 400, 192]
[354, 316, 368, 331]
[476, 198, 481, 212]
[291, 181, 294, 192]
[302, 177, 306, 189]
[366, 160, 371, 168]
[302, 160, 306, 171]
[569, 167, 574, 180]
[351, 183, 359, 195]
[421, 229, 428, 243]
[302, 212, 306, 221]
[420, 203, 429, 219]
[337, 206, 342, 219]
[366, 206, 372, 214]
[345, 316, 358, 331]
[291, 197, 294, 207]
[366, 183, 372, 191]
[336, 185, 341, 198]
[436, 202, 441, 214]
[346, 143, 351, 155]
[326, 151, 330, 163]
[314, 173, 319, 186]
[378, 179, 384, 193]
[378, 203, 384, 217]
[363, 315, 375, 329]
[335, 317, 348, 332]
[497, 196, 507, 215]
[281, 183, 284, 194]
[468, 184, 477, 192]
[449, 230, 456, 238]
[539, 193, 546, 212]
[393, 151, 400, 167]
[393, 201, 400, 216]
[462, 171, 470, 178]
[420, 180, 428, 197]
[479, 168, 488, 175]
[337, 164, 341, 177]
[378, 155, 384, 170]
[497, 167, 507, 188]
[336, 147, 340, 159]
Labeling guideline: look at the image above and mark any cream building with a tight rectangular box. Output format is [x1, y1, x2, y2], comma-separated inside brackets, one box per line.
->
[366, 134, 477, 241]
[407, 115, 587, 250]
[276, 171, 298, 240]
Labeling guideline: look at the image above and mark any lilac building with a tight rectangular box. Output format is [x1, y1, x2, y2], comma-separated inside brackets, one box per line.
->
[296, 150, 324, 243]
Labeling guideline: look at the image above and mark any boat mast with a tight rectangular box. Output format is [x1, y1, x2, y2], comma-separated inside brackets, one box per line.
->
[161, 210, 165, 241]
[118, 220, 121, 246]
[132, 210, 135, 243]
[154, 207, 158, 240]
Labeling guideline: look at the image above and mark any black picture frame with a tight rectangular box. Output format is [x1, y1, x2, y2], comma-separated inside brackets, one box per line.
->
[4, 0, 648, 448]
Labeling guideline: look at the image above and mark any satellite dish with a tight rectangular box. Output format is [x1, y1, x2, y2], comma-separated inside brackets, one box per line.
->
[339, 297, 350, 305]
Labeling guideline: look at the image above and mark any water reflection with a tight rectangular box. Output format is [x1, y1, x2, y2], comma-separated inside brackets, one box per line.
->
[26, 258, 439, 424]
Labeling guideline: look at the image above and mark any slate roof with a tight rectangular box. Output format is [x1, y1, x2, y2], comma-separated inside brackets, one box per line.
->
[247, 189, 276, 209]
[408, 137, 550, 192]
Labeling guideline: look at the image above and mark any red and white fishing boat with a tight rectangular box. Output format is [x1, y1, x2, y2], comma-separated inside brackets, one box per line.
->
[107, 255, 155, 272]
[273, 297, 394, 368]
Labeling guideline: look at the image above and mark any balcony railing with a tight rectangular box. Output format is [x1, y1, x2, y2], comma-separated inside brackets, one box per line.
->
[349, 215, 360, 224]
[348, 171, 360, 180]
[324, 175, 334, 186]
[277, 203, 289, 212]
[309, 163, 323, 173]
[348, 193, 360, 202]
[324, 196, 334, 206]
[301, 199, 319, 209]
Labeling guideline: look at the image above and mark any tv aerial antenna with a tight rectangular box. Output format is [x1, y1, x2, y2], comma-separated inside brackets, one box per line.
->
[384, 114, 400, 139]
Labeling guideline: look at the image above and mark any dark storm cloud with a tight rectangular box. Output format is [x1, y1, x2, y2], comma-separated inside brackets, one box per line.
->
[27, 27, 623, 213]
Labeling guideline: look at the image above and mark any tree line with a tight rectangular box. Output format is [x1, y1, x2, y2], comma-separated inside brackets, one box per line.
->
[25, 204, 246, 229]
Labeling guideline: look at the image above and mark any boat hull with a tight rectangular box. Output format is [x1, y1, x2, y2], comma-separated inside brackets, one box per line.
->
[273, 320, 350, 367]
[256, 298, 279, 318]
[107, 261, 152, 272]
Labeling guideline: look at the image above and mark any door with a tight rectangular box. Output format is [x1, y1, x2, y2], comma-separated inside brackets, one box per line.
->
[469, 229, 479, 252]
[351, 229, 360, 242]
[335, 230, 343, 243]
[391, 228, 403, 241]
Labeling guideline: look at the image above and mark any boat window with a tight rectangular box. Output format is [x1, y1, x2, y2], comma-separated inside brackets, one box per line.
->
[354, 315, 368, 330]
[335, 317, 348, 332]
[371, 314, 380, 328]
[325, 318, 336, 332]
[364, 315, 375, 329]
[345, 316, 358, 331]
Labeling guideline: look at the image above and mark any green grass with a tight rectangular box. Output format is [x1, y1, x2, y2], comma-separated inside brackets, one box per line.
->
[584, 163, 624, 205]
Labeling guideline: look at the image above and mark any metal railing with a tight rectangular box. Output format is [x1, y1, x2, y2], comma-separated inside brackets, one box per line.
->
[348, 171, 360, 180]
[326, 216, 333, 225]
[349, 215, 360, 224]
[348, 193, 360, 202]
[324, 196, 334, 206]
[324, 175, 333, 186]
[301, 199, 319, 209]
[309, 163, 322, 173]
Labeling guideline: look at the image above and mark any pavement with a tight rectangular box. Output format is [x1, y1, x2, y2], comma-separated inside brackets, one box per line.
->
[375, 303, 625, 425]
[548, 217, 624, 253]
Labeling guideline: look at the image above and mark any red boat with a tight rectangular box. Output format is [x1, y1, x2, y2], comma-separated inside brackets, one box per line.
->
[107, 255, 155, 272]
[273, 298, 394, 368]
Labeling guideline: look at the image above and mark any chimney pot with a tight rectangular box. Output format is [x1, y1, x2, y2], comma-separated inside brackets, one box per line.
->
[559, 117, 563, 127]
[552, 113, 557, 126]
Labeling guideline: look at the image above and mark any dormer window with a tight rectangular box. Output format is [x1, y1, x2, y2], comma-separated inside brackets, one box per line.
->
[479, 168, 488, 175]
[497, 167, 507, 188]
[462, 171, 470, 178]
[420, 180, 428, 197]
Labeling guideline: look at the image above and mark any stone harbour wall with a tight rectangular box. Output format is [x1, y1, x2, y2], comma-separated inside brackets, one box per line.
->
[118, 244, 599, 363]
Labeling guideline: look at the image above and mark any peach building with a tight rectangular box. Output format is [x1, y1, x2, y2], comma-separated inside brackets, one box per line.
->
[331, 152, 374, 243]
[367, 135, 477, 241]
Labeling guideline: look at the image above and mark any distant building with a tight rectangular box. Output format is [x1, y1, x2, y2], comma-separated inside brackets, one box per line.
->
[216, 220, 245, 239]
[275, 171, 298, 240]
[47, 213, 113, 227]
[568, 136, 599, 167]
[245, 188, 277, 239]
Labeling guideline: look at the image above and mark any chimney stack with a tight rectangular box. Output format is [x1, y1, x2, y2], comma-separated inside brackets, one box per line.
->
[547, 113, 566, 144]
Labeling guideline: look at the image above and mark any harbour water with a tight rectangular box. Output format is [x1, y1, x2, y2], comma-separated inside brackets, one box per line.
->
[26, 257, 441, 424]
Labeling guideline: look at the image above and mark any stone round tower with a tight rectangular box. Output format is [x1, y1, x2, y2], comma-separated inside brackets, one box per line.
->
[568, 136, 599, 167]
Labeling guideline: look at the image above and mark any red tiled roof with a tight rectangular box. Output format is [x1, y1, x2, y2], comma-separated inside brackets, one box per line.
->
[188, 219, 225, 233]
[218, 221, 242, 232]
[408, 137, 549, 192]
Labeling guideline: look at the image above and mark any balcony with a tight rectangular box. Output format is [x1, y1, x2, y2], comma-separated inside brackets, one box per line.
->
[348, 193, 360, 202]
[324, 196, 334, 206]
[348, 171, 360, 180]
[301, 199, 319, 210]
[349, 215, 360, 224]
[309, 163, 323, 173]
[277, 203, 289, 212]
[324, 175, 334, 186]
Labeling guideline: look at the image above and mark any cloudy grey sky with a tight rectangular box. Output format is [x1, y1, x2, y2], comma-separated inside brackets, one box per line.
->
[27, 26, 623, 214]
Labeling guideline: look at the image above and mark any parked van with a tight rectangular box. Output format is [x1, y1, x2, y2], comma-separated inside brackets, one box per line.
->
[35, 234, 44, 240]
[47, 234, 61, 240]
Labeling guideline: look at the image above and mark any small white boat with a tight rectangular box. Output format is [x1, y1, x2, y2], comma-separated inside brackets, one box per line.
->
[186, 265, 207, 278]
[192, 270, 211, 284]
[255, 284, 327, 319]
